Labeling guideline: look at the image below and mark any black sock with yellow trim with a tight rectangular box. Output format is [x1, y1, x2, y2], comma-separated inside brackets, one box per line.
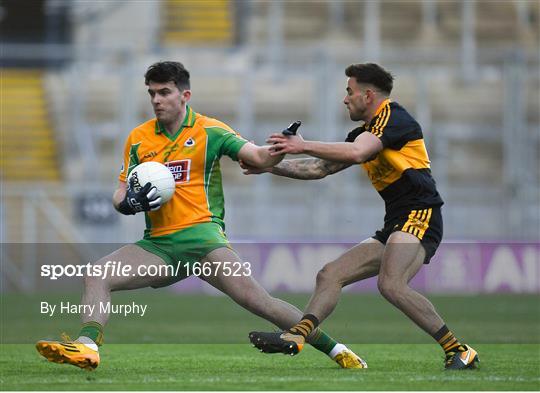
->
[433, 325, 464, 354]
[288, 314, 319, 338]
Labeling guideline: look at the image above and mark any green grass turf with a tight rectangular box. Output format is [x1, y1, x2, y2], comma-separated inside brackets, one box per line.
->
[1, 344, 539, 390]
[2, 292, 539, 344]
[0, 293, 539, 390]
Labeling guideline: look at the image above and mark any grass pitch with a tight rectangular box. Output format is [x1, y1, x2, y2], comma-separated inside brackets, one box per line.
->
[1, 293, 539, 390]
[2, 344, 539, 390]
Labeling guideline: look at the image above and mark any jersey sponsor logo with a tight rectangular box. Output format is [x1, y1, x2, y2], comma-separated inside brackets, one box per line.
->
[166, 159, 191, 184]
[184, 137, 195, 147]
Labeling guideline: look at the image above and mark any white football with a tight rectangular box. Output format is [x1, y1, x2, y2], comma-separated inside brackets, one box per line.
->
[127, 162, 176, 204]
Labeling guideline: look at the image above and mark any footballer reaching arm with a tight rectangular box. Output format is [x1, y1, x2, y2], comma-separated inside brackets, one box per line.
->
[241, 158, 351, 180]
[273, 158, 351, 179]
[267, 131, 383, 164]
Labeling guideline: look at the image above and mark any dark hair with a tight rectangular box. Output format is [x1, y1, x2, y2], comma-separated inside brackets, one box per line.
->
[345, 63, 393, 95]
[144, 61, 190, 90]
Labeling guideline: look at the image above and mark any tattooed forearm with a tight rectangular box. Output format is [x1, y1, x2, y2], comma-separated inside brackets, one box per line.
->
[271, 159, 322, 179]
[270, 158, 351, 180]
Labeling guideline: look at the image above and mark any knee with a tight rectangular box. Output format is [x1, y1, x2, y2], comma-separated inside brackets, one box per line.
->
[377, 276, 405, 305]
[83, 271, 103, 289]
[83, 264, 112, 290]
[315, 263, 340, 288]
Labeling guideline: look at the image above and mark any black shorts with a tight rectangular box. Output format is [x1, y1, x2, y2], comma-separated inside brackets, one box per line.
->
[373, 207, 443, 264]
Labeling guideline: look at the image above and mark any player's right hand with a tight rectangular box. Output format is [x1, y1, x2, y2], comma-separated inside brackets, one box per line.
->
[239, 160, 269, 175]
[118, 178, 162, 215]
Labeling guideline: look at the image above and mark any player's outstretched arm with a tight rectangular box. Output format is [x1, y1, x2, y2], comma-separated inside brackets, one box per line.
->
[241, 158, 351, 180]
[237, 142, 285, 169]
[267, 131, 383, 164]
[272, 158, 351, 179]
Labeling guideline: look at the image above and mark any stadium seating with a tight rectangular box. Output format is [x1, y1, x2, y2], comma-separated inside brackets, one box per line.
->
[247, 1, 539, 57]
[161, 0, 235, 46]
[0, 69, 60, 181]
[2, 0, 537, 243]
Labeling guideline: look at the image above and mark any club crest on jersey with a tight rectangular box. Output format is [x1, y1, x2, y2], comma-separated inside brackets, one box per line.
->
[184, 138, 195, 147]
[165, 159, 191, 184]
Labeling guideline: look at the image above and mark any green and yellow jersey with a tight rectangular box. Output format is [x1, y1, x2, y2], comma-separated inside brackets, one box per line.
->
[119, 106, 248, 237]
[345, 99, 444, 220]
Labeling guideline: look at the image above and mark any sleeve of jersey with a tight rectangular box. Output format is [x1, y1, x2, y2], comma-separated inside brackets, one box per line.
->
[118, 135, 132, 182]
[222, 131, 249, 161]
[369, 107, 417, 150]
[344, 127, 364, 142]
[118, 133, 141, 182]
[206, 126, 248, 161]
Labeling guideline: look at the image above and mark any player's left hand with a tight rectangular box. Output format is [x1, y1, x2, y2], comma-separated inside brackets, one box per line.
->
[267, 133, 305, 156]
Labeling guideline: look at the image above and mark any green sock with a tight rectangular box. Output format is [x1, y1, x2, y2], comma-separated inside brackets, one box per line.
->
[78, 321, 104, 346]
[308, 328, 338, 355]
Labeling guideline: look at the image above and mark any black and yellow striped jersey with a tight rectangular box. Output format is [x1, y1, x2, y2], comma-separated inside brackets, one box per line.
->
[345, 99, 443, 219]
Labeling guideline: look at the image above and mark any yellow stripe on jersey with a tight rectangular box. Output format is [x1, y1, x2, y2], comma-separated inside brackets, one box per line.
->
[371, 104, 391, 138]
[371, 107, 385, 137]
